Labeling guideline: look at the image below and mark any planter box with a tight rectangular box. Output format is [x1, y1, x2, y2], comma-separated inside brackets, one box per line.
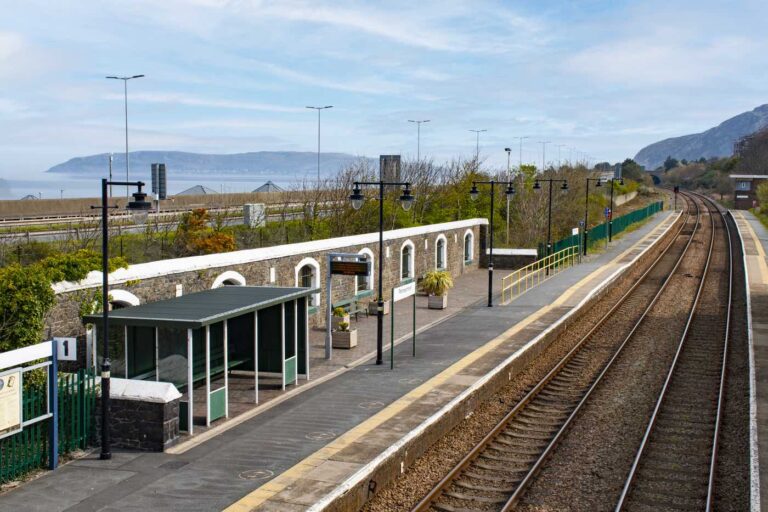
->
[333, 329, 358, 349]
[368, 300, 390, 316]
[428, 294, 448, 310]
[332, 314, 350, 330]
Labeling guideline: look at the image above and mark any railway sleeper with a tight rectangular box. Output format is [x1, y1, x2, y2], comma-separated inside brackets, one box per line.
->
[442, 491, 508, 504]
[453, 479, 516, 494]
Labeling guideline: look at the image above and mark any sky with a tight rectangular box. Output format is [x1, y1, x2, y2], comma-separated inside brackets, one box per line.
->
[1, 0, 767, 183]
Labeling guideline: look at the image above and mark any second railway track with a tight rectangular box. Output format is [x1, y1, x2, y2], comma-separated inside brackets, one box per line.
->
[411, 194, 711, 512]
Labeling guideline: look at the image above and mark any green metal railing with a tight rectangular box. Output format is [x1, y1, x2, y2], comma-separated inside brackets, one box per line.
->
[0, 369, 97, 484]
[539, 200, 664, 257]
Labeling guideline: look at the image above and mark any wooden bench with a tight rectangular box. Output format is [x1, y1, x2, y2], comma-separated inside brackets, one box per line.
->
[332, 297, 369, 321]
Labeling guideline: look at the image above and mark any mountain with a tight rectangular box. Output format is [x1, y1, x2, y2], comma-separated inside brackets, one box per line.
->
[634, 104, 768, 169]
[47, 151, 375, 178]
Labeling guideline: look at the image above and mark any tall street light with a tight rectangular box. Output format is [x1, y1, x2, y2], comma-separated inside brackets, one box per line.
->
[505, 147, 513, 244]
[538, 141, 551, 171]
[408, 119, 430, 163]
[583, 177, 602, 255]
[349, 181, 414, 365]
[513, 136, 529, 171]
[307, 105, 333, 187]
[533, 177, 569, 266]
[606, 177, 624, 242]
[106, 75, 144, 197]
[557, 144, 567, 168]
[91, 179, 151, 460]
[470, 179, 515, 307]
[469, 129, 487, 164]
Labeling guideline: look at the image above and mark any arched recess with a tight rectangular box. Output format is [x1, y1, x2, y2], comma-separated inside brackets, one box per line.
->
[109, 289, 141, 309]
[463, 229, 474, 264]
[295, 257, 321, 307]
[356, 248, 375, 294]
[435, 234, 447, 270]
[212, 270, 247, 288]
[400, 239, 415, 281]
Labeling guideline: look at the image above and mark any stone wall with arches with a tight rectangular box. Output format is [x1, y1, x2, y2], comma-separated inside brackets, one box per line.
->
[47, 219, 486, 335]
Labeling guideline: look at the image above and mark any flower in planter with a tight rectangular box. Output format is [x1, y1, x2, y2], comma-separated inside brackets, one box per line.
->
[332, 307, 347, 318]
[338, 321, 350, 332]
[421, 270, 454, 296]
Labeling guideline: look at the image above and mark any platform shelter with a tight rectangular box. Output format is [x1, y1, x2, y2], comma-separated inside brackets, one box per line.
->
[84, 286, 315, 434]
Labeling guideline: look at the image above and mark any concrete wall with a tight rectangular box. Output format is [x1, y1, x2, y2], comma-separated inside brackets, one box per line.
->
[47, 219, 486, 337]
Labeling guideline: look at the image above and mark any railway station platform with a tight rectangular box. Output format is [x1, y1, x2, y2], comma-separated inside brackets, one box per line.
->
[732, 210, 768, 512]
[0, 208, 678, 512]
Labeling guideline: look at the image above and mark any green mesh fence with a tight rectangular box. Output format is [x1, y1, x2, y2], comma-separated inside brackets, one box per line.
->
[539, 201, 664, 258]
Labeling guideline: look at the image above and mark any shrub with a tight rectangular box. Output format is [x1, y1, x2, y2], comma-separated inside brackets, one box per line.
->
[332, 307, 347, 317]
[338, 321, 350, 332]
[421, 270, 454, 296]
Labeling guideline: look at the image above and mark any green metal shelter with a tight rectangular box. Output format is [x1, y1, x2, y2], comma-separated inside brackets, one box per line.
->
[84, 286, 315, 434]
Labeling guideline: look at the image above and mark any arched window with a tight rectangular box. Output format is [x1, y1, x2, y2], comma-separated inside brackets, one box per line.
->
[212, 270, 246, 288]
[435, 234, 447, 270]
[108, 289, 141, 309]
[464, 230, 474, 264]
[401, 240, 414, 281]
[295, 257, 320, 307]
[356, 248, 374, 294]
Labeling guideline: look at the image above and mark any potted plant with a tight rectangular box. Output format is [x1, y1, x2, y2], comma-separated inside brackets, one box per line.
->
[422, 270, 454, 309]
[367, 297, 390, 316]
[331, 306, 349, 330]
[333, 321, 358, 349]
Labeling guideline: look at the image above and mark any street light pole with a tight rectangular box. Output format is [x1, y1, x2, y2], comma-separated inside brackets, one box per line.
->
[91, 179, 150, 461]
[349, 181, 414, 365]
[408, 120, 430, 163]
[469, 129, 487, 165]
[533, 178, 569, 270]
[470, 180, 515, 306]
[538, 141, 551, 171]
[557, 144, 567, 168]
[505, 147, 512, 243]
[307, 105, 333, 187]
[583, 177, 602, 255]
[106, 75, 144, 197]
[607, 177, 624, 242]
[513, 136, 530, 171]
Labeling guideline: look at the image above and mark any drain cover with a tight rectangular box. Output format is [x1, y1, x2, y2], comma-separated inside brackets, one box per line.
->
[239, 469, 274, 481]
[306, 431, 336, 441]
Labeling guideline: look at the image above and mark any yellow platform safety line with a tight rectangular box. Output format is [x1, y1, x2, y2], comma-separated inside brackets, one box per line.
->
[501, 246, 580, 305]
[734, 211, 768, 283]
[224, 213, 676, 512]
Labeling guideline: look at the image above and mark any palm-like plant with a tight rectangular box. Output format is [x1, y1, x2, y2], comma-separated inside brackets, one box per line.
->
[421, 270, 454, 297]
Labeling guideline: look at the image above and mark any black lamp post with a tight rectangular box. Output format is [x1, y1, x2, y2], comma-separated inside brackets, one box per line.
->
[607, 177, 624, 242]
[92, 178, 151, 460]
[469, 180, 515, 307]
[349, 181, 414, 365]
[583, 177, 602, 255]
[533, 178, 568, 263]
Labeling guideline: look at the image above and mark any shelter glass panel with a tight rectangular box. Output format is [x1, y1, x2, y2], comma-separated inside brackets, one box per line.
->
[297, 298, 307, 374]
[95, 325, 126, 379]
[285, 302, 296, 359]
[127, 326, 156, 379]
[157, 327, 188, 388]
[228, 312, 255, 371]
[257, 305, 283, 373]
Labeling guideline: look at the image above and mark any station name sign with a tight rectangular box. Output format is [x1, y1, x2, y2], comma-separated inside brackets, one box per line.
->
[330, 260, 370, 276]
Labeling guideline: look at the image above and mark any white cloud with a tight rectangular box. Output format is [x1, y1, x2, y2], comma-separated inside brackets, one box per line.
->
[105, 92, 305, 113]
[0, 32, 24, 60]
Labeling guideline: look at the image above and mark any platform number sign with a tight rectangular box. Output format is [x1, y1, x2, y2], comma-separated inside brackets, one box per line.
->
[55, 337, 77, 361]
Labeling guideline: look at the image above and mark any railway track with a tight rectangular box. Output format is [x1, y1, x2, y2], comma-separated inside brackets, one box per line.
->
[411, 195, 705, 512]
[615, 193, 733, 511]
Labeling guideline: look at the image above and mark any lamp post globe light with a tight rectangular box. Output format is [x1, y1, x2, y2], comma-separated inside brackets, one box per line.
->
[469, 179, 515, 307]
[349, 180, 414, 365]
[92, 179, 151, 460]
[533, 177, 568, 273]
[583, 177, 602, 255]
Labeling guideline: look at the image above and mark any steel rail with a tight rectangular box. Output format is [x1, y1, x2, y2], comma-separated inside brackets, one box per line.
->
[614, 192, 730, 511]
[412, 195, 697, 512]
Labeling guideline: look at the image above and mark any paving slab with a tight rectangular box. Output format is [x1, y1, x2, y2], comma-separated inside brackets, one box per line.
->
[0, 209, 675, 512]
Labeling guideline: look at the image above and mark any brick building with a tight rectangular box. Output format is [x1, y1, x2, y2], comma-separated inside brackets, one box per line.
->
[730, 174, 768, 209]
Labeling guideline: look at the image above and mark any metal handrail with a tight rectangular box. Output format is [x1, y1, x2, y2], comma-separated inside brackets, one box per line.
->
[500, 246, 579, 304]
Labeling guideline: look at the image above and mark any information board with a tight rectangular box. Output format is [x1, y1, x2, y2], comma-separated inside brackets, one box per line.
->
[0, 368, 22, 439]
[330, 260, 370, 276]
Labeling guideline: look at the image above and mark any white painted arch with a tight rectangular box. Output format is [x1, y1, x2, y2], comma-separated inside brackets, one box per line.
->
[400, 239, 415, 281]
[356, 248, 375, 293]
[109, 289, 141, 308]
[463, 229, 474, 263]
[212, 270, 247, 288]
[295, 257, 321, 306]
[435, 233, 447, 270]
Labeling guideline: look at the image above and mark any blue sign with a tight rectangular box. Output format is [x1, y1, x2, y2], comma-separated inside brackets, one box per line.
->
[604, 207, 611, 217]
